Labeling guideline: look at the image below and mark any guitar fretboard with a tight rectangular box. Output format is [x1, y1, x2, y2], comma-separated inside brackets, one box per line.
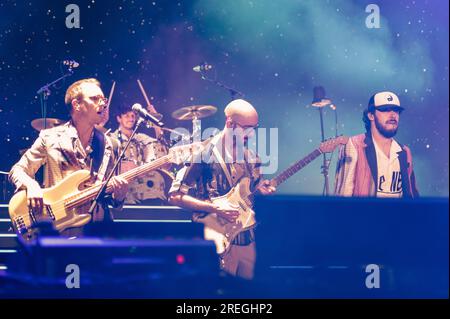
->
[272, 149, 322, 187]
[120, 155, 170, 184]
[65, 153, 172, 208]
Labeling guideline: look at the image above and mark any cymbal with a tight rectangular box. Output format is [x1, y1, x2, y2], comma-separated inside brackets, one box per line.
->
[311, 99, 332, 108]
[31, 118, 64, 131]
[171, 105, 217, 121]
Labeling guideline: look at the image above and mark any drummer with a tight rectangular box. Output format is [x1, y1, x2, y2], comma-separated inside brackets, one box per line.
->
[112, 104, 167, 203]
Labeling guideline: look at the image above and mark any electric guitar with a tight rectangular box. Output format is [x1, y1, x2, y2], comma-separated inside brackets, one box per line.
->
[199, 136, 349, 254]
[9, 141, 206, 241]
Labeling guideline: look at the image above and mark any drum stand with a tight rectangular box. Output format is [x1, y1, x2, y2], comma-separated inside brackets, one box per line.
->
[191, 116, 201, 143]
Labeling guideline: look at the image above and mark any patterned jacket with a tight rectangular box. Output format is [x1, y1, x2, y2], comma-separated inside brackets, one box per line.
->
[334, 133, 419, 198]
[9, 121, 123, 222]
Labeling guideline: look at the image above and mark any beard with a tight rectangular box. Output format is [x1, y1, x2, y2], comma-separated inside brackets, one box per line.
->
[374, 116, 398, 138]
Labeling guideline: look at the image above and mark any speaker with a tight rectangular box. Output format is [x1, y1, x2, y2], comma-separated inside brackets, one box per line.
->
[4, 237, 221, 297]
[253, 195, 448, 298]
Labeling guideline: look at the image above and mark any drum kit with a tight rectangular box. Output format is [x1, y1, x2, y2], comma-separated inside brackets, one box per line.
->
[22, 103, 218, 205]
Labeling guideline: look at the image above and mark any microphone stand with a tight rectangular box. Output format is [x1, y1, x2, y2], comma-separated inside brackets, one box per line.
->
[326, 104, 339, 195]
[333, 107, 338, 138]
[87, 117, 145, 216]
[312, 99, 339, 196]
[198, 71, 245, 101]
[317, 107, 330, 196]
[36, 68, 74, 129]
[35, 67, 74, 188]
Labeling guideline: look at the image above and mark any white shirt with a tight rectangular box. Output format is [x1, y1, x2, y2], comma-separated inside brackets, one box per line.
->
[373, 139, 403, 198]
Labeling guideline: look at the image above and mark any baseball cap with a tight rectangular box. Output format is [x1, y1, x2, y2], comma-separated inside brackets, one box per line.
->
[368, 91, 404, 112]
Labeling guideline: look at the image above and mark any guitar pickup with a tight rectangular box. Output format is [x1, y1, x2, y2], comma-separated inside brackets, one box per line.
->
[46, 205, 55, 220]
[28, 207, 37, 225]
[14, 216, 27, 234]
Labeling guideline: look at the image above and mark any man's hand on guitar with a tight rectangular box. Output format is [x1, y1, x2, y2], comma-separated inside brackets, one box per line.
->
[207, 204, 240, 223]
[27, 181, 44, 214]
[257, 179, 276, 195]
[110, 176, 129, 202]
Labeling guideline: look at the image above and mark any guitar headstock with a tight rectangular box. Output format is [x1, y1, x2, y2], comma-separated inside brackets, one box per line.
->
[319, 135, 349, 153]
[168, 139, 211, 165]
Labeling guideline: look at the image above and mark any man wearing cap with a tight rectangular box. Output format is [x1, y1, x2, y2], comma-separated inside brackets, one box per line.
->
[334, 91, 419, 198]
[168, 99, 276, 280]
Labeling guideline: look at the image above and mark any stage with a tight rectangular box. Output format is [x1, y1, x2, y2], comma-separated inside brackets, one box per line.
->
[1, 196, 447, 298]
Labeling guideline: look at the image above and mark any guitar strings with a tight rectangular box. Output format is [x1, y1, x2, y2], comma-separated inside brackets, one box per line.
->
[16, 155, 172, 229]
[15, 143, 202, 232]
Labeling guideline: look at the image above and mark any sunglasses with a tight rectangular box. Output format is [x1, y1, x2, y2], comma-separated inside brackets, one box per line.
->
[88, 95, 108, 104]
[376, 107, 403, 114]
[234, 122, 259, 130]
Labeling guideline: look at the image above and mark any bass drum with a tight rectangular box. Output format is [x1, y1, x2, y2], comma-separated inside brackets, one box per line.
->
[125, 168, 174, 205]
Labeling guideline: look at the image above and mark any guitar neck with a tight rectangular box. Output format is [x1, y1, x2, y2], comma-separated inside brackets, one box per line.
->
[65, 154, 171, 208]
[118, 155, 170, 185]
[271, 149, 322, 187]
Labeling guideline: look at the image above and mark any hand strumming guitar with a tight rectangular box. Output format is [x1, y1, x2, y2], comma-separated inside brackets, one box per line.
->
[257, 179, 276, 195]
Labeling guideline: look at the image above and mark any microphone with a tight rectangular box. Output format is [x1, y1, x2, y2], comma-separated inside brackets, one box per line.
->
[132, 103, 164, 127]
[63, 59, 80, 68]
[311, 86, 336, 109]
[193, 63, 213, 72]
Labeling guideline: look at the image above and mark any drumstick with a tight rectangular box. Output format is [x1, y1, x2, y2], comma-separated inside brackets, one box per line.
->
[98, 81, 115, 127]
[107, 81, 116, 108]
[137, 79, 164, 137]
[137, 79, 156, 113]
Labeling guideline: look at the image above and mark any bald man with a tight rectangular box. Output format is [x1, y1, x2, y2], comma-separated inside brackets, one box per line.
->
[168, 99, 275, 280]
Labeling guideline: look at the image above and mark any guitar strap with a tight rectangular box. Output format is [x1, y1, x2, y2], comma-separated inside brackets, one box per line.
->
[96, 149, 111, 183]
[211, 134, 234, 187]
[94, 130, 112, 183]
